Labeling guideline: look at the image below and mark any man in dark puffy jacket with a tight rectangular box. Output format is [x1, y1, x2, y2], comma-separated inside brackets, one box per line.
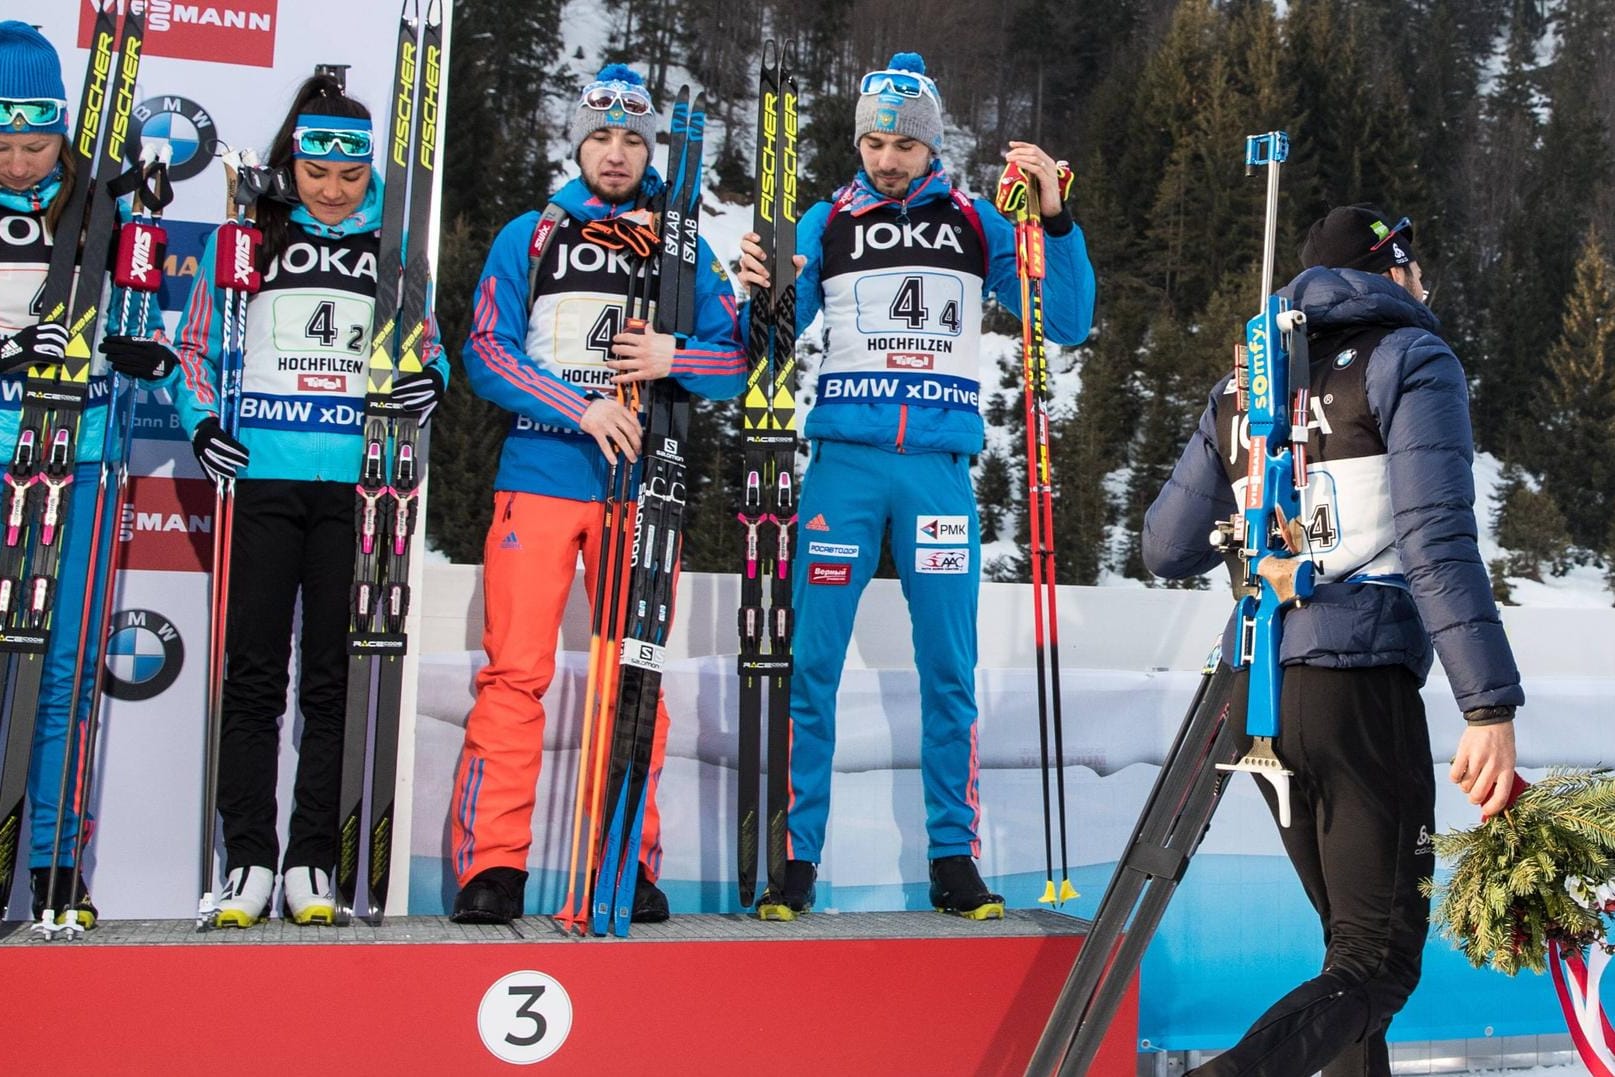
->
[1142, 204, 1521, 1077]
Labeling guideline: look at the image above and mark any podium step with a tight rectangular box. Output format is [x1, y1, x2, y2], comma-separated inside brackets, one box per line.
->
[1, 909, 1137, 1074]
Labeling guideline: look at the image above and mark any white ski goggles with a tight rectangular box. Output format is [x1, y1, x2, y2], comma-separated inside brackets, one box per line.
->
[0, 98, 67, 130]
[581, 84, 654, 116]
[858, 70, 940, 104]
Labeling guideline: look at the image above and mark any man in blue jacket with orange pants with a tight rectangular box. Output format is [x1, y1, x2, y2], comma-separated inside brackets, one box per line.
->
[450, 64, 746, 924]
[737, 51, 1096, 920]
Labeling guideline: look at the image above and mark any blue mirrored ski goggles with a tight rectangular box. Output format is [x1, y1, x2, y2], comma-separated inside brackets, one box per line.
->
[0, 98, 67, 130]
[292, 126, 374, 160]
[582, 85, 654, 116]
[858, 70, 939, 103]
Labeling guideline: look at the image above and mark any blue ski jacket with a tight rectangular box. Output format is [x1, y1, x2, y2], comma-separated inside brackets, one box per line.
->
[463, 173, 748, 502]
[169, 178, 448, 483]
[1142, 267, 1524, 713]
[784, 162, 1095, 456]
[0, 176, 164, 466]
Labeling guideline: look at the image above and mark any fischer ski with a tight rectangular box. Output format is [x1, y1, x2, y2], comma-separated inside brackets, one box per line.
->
[1026, 132, 1306, 1074]
[197, 149, 268, 928]
[0, 0, 140, 916]
[335, 0, 443, 925]
[586, 86, 706, 937]
[739, 40, 799, 913]
[993, 159, 1077, 908]
[37, 140, 174, 939]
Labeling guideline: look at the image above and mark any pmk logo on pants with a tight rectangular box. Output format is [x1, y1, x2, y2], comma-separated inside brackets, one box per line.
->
[916, 515, 969, 544]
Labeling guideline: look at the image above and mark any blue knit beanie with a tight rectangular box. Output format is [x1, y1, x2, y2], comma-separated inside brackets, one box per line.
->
[855, 52, 943, 153]
[568, 64, 658, 152]
[0, 22, 68, 136]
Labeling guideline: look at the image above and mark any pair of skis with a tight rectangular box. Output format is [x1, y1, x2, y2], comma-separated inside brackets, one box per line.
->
[555, 88, 707, 938]
[736, 41, 799, 911]
[1027, 132, 1309, 1074]
[334, 0, 444, 925]
[0, 0, 144, 919]
[993, 159, 1077, 908]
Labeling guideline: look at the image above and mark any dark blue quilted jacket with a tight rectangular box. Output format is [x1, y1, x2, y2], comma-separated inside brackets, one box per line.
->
[1142, 267, 1524, 712]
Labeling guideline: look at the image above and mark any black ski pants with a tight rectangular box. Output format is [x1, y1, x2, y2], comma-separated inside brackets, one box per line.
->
[1192, 664, 1436, 1077]
[217, 479, 354, 876]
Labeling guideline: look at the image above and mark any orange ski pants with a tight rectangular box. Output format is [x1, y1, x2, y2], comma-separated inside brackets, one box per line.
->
[451, 491, 670, 886]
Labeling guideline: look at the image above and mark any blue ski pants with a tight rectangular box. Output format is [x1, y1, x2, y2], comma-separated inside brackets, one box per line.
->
[27, 462, 116, 868]
[787, 440, 982, 864]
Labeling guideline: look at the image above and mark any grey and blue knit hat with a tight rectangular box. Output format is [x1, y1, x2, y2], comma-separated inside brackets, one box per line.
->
[854, 52, 943, 153]
[0, 22, 68, 136]
[568, 64, 658, 153]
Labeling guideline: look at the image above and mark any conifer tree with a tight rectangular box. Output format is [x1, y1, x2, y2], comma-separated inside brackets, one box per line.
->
[1530, 227, 1615, 550]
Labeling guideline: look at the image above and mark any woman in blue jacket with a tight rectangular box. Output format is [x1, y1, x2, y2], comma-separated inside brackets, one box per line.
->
[165, 74, 446, 927]
[0, 21, 167, 928]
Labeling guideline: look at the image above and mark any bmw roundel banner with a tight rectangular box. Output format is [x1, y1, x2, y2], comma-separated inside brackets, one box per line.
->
[22, 0, 452, 920]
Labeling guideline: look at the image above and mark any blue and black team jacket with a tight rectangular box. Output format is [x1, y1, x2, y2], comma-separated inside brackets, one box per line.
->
[0, 178, 165, 464]
[463, 172, 748, 502]
[1142, 267, 1524, 712]
[170, 178, 447, 484]
[786, 161, 1096, 456]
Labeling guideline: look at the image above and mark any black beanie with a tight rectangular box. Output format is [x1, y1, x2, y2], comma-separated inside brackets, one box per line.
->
[1299, 204, 1416, 273]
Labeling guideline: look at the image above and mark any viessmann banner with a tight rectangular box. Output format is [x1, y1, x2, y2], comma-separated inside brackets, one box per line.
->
[13, 0, 451, 921]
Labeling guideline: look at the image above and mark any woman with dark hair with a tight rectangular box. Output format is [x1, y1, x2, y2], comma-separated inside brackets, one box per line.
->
[0, 21, 166, 928]
[161, 73, 447, 927]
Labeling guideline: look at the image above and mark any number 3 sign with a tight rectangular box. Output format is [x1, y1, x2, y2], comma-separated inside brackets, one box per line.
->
[477, 970, 575, 1065]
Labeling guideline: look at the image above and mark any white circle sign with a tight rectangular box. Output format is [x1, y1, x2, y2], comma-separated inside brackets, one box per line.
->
[477, 970, 574, 1065]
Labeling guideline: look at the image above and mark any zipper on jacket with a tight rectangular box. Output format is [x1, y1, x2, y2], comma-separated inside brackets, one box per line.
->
[895, 403, 908, 452]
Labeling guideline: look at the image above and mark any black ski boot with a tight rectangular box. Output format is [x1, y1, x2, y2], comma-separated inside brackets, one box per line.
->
[929, 856, 1005, 920]
[451, 866, 527, 924]
[631, 862, 670, 924]
[756, 859, 816, 921]
[31, 866, 98, 930]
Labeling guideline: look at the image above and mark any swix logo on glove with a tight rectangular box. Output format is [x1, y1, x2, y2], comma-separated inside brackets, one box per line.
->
[916, 515, 969, 544]
[115, 222, 168, 291]
[808, 562, 850, 586]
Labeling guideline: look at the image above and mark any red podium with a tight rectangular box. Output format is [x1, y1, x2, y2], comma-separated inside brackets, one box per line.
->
[1, 910, 1137, 1074]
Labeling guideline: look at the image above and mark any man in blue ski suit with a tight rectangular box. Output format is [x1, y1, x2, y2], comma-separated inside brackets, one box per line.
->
[737, 52, 1095, 919]
[1143, 205, 1521, 1077]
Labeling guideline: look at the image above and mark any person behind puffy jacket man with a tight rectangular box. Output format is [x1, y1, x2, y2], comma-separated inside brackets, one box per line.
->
[448, 63, 747, 925]
[1142, 204, 1522, 1077]
[736, 51, 1096, 921]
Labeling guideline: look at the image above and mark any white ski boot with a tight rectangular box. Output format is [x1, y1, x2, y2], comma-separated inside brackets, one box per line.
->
[211, 865, 274, 928]
[282, 866, 335, 925]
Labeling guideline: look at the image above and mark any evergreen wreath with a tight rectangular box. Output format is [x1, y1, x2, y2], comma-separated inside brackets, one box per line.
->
[1423, 769, 1615, 976]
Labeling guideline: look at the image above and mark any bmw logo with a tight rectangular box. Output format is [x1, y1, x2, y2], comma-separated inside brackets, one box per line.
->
[104, 609, 185, 702]
[126, 96, 220, 183]
[1334, 348, 1357, 369]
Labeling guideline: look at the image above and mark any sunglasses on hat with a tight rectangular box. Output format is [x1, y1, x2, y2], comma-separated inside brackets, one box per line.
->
[858, 70, 940, 103]
[582, 84, 654, 116]
[1368, 216, 1412, 252]
[0, 98, 66, 129]
[292, 127, 374, 159]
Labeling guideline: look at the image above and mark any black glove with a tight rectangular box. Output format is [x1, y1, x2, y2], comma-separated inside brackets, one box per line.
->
[100, 335, 178, 380]
[192, 417, 250, 483]
[391, 368, 445, 424]
[0, 321, 68, 373]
